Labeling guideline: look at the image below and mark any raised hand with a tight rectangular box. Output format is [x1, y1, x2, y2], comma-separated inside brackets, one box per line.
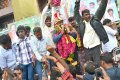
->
[48, 0, 52, 5]
[99, 67, 110, 80]
[47, 45, 55, 53]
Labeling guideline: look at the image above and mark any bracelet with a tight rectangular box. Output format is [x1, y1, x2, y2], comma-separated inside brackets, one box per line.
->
[55, 59, 59, 63]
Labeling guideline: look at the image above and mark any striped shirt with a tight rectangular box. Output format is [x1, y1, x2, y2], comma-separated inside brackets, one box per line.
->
[15, 37, 33, 65]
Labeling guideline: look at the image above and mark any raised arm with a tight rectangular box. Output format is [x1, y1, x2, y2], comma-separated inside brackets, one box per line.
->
[53, 33, 63, 43]
[105, 27, 117, 36]
[95, 0, 108, 20]
[46, 56, 65, 73]
[51, 7, 56, 28]
[40, 0, 51, 28]
[47, 45, 69, 70]
[52, 28, 64, 43]
[74, 0, 81, 24]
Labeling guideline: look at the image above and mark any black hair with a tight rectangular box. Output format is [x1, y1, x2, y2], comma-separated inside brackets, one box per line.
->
[14, 65, 23, 72]
[100, 52, 114, 64]
[25, 26, 31, 31]
[108, 8, 113, 13]
[33, 27, 42, 34]
[17, 25, 26, 32]
[45, 16, 51, 21]
[90, 2, 95, 5]
[68, 17, 75, 22]
[85, 61, 95, 75]
[16, 25, 26, 36]
[0, 34, 11, 45]
[82, 9, 90, 16]
[69, 63, 82, 78]
[103, 19, 111, 25]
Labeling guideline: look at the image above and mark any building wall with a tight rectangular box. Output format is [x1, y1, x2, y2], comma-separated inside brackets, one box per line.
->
[0, 0, 48, 30]
[12, 0, 40, 21]
[0, 0, 14, 31]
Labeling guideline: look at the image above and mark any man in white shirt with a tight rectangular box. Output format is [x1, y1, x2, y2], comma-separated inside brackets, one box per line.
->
[31, 27, 51, 80]
[31, 27, 69, 80]
[74, 0, 109, 66]
[40, 0, 55, 48]
[102, 19, 118, 52]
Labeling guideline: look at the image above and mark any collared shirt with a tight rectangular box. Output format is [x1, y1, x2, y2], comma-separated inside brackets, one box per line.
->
[30, 36, 50, 62]
[83, 21, 100, 48]
[15, 37, 33, 65]
[0, 46, 17, 70]
[40, 5, 55, 48]
[102, 25, 118, 52]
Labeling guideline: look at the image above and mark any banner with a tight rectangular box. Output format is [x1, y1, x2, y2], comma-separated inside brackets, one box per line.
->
[117, 0, 120, 6]
[12, 0, 40, 21]
[64, 0, 119, 22]
[7, 16, 41, 42]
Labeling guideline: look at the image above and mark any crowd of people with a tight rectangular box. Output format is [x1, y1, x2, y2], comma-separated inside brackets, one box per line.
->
[0, 0, 120, 80]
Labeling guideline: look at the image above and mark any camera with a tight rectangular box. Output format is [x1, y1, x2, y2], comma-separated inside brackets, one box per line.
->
[117, 27, 120, 35]
[112, 47, 120, 66]
[95, 68, 103, 78]
[64, 28, 67, 31]
[64, 27, 68, 34]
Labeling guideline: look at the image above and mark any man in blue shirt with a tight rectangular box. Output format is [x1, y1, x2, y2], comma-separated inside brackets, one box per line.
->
[31, 27, 51, 80]
[0, 34, 16, 71]
[100, 52, 120, 80]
